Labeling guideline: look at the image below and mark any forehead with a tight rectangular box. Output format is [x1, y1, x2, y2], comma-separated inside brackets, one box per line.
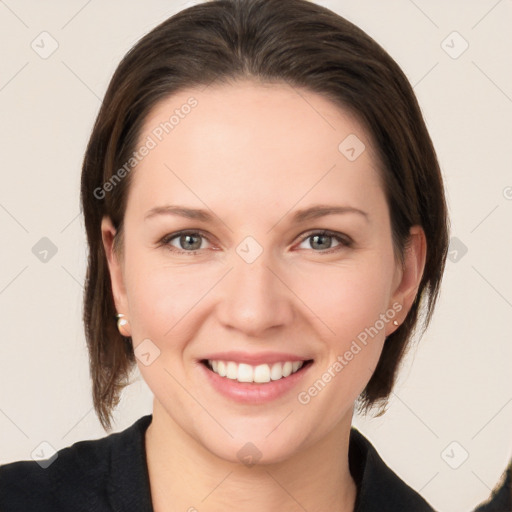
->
[126, 80, 384, 220]
[141, 79, 372, 157]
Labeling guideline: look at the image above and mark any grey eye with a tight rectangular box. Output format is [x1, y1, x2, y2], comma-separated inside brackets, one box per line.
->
[171, 233, 205, 251]
[299, 233, 341, 251]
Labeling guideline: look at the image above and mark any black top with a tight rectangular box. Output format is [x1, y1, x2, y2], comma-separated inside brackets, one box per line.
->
[0, 414, 435, 511]
[473, 464, 512, 512]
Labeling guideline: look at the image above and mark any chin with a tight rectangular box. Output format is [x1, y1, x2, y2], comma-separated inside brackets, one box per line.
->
[199, 427, 306, 467]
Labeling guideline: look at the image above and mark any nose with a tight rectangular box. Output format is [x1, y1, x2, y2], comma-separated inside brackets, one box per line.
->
[215, 249, 295, 337]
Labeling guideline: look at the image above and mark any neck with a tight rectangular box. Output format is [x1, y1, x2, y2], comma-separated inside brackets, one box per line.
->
[145, 399, 357, 512]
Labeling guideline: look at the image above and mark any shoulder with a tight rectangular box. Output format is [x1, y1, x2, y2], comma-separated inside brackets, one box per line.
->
[349, 427, 436, 511]
[474, 463, 512, 511]
[0, 414, 153, 512]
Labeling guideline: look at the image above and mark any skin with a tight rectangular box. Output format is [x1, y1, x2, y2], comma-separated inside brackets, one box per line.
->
[102, 80, 426, 512]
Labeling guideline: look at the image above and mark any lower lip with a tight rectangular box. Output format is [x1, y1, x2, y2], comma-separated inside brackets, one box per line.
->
[199, 361, 313, 404]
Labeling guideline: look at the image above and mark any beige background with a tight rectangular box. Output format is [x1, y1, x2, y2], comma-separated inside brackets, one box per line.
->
[1, 1, 511, 510]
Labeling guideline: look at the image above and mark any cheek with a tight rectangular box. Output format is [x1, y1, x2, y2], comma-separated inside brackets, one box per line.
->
[292, 254, 395, 344]
[124, 251, 218, 343]
[293, 259, 394, 421]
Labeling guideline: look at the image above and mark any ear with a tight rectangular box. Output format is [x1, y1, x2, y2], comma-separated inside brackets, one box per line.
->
[101, 216, 131, 336]
[386, 225, 427, 335]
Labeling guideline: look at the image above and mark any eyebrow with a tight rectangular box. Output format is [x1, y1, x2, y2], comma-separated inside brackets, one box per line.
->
[291, 205, 368, 223]
[144, 205, 214, 222]
[144, 204, 368, 223]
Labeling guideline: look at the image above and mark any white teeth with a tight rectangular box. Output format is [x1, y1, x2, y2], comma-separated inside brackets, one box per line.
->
[217, 360, 227, 377]
[237, 363, 253, 383]
[282, 361, 293, 377]
[270, 362, 283, 381]
[207, 359, 305, 383]
[254, 364, 271, 383]
[226, 361, 238, 379]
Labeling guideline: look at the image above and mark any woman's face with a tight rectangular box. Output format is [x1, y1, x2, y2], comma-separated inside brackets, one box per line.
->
[103, 80, 423, 463]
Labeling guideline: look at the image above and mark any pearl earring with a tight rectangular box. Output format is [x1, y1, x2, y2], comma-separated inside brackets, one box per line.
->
[393, 320, 399, 326]
[116, 313, 129, 334]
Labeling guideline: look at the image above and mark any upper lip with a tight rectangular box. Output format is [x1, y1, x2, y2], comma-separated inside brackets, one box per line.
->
[200, 351, 313, 366]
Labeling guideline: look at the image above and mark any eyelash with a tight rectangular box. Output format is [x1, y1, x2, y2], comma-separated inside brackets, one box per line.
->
[158, 229, 353, 255]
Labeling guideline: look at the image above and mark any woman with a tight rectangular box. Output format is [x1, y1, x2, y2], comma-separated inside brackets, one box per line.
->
[0, 0, 448, 510]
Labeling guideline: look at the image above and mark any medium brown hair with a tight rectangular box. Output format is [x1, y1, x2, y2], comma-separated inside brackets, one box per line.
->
[81, 0, 449, 431]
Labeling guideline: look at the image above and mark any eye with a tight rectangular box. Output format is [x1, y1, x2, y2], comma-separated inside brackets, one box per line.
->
[296, 230, 352, 253]
[160, 230, 212, 254]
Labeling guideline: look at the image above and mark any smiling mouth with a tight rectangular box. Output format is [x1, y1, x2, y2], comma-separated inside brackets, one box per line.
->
[201, 359, 314, 384]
